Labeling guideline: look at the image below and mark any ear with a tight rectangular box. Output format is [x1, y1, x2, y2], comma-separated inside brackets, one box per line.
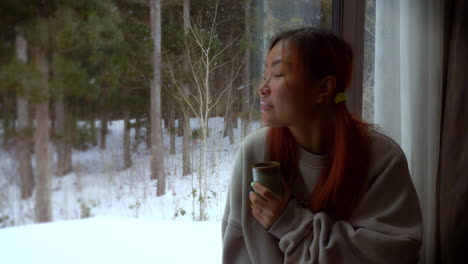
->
[315, 76, 336, 104]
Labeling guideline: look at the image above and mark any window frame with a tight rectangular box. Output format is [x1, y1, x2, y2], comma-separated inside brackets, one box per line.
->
[332, 0, 366, 118]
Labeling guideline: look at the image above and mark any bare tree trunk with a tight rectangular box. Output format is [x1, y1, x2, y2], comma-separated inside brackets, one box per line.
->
[34, 47, 52, 223]
[63, 117, 72, 173]
[2, 95, 16, 150]
[182, 0, 192, 176]
[165, 5, 176, 157]
[163, 116, 168, 130]
[182, 113, 192, 175]
[168, 106, 176, 155]
[176, 111, 183, 137]
[223, 115, 235, 145]
[90, 116, 97, 147]
[54, 94, 67, 176]
[123, 107, 132, 169]
[221, 66, 235, 145]
[178, 111, 193, 175]
[150, 0, 165, 196]
[17, 97, 35, 199]
[133, 118, 139, 151]
[15, 31, 34, 199]
[99, 111, 107, 150]
[241, 0, 252, 139]
[232, 113, 238, 129]
[145, 114, 151, 149]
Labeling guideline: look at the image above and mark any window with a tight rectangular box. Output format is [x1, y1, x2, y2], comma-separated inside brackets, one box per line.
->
[0, 0, 334, 226]
[2, 0, 392, 262]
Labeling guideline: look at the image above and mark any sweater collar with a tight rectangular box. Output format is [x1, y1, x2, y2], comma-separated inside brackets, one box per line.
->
[297, 144, 331, 168]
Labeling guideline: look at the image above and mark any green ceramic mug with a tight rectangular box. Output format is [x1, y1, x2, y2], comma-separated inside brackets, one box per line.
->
[252, 161, 282, 195]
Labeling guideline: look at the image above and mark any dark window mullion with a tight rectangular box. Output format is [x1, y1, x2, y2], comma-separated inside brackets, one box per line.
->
[332, 0, 344, 35]
[333, 0, 366, 118]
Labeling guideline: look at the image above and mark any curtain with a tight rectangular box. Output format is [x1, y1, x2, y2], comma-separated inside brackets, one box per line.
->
[374, 0, 444, 263]
[438, 0, 468, 263]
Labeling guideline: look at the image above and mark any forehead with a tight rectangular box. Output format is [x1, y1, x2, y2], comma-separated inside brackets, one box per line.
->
[266, 40, 297, 67]
[266, 41, 284, 63]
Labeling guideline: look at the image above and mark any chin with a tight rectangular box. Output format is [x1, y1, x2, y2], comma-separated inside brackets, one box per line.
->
[261, 116, 272, 127]
[261, 117, 282, 128]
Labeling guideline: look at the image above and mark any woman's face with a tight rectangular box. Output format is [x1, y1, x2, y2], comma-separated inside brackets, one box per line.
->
[258, 40, 319, 127]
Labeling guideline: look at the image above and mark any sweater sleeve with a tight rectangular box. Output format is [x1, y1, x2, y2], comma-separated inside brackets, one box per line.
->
[267, 151, 423, 264]
[221, 141, 252, 264]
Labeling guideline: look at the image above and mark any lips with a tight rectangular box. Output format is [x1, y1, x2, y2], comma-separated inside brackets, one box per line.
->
[260, 101, 272, 111]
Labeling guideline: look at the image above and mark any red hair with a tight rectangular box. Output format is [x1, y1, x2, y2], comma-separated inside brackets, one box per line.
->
[267, 28, 372, 220]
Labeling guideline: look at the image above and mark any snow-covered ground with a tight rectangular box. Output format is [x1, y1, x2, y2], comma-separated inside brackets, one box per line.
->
[0, 217, 221, 264]
[0, 117, 261, 263]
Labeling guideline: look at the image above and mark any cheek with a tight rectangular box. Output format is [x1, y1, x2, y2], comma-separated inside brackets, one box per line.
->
[278, 86, 300, 107]
[283, 93, 313, 121]
[295, 95, 314, 114]
[270, 96, 298, 124]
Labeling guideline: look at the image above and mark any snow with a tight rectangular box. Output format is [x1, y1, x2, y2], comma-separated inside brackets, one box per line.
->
[0, 117, 261, 263]
[0, 217, 222, 264]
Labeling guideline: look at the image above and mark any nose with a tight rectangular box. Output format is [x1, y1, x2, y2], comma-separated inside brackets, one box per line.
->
[258, 78, 270, 97]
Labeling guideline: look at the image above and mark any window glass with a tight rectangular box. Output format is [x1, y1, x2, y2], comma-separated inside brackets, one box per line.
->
[0, 0, 333, 228]
[362, 0, 376, 122]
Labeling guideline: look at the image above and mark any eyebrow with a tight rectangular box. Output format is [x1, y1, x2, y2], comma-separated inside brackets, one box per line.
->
[265, 58, 283, 68]
[265, 58, 292, 69]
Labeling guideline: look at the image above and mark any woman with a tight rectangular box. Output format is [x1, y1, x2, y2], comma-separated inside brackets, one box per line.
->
[221, 27, 423, 264]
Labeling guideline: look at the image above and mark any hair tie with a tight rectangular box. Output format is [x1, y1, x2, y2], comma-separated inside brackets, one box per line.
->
[334, 92, 347, 104]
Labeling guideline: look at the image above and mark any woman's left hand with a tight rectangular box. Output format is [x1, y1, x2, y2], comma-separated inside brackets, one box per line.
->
[249, 177, 292, 229]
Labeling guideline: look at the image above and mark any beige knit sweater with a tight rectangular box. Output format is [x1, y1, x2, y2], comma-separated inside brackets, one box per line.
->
[221, 127, 422, 264]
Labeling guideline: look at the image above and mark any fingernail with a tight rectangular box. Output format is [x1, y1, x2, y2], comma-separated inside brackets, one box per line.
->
[250, 182, 255, 188]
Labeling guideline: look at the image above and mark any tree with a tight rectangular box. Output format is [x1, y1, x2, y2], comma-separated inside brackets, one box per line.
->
[46, 0, 122, 173]
[15, 30, 35, 199]
[149, 0, 165, 196]
[31, 15, 52, 223]
[181, 0, 192, 176]
[0, 0, 44, 202]
[159, 9, 177, 156]
[123, 89, 132, 169]
[1, 0, 55, 223]
[76, 1, 126, 151]
[166, 0, 245, 220]
[49, 5, 82, 176]
[241, 0, 252, 139]
[115, 0, 152, 169]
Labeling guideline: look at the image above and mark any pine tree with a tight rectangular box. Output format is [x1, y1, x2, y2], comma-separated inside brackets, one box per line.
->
[149, 0, 165, 196]
[0, 1, 38, 166]
[15, 30, 35, 199]
[115, 0, 152, 169]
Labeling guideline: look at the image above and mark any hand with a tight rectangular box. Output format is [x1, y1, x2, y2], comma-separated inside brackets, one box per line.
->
[249, 177, 292, 229]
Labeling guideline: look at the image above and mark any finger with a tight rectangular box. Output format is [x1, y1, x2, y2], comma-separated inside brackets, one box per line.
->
[251, 204, 270, 226]
[251, 182, 280, 201]
[251, 204, 263, 221]
[251, 203, 273, 229]
[249, 191, 268, 207]
[251, 203, 257, 218]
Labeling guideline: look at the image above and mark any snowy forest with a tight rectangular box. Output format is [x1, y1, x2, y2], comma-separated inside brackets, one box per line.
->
[0, 0, 333, 232]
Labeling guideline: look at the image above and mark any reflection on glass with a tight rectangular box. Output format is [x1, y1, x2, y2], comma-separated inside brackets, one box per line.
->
[251, 0, 333, 89]
[363, 0, 376, 122]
